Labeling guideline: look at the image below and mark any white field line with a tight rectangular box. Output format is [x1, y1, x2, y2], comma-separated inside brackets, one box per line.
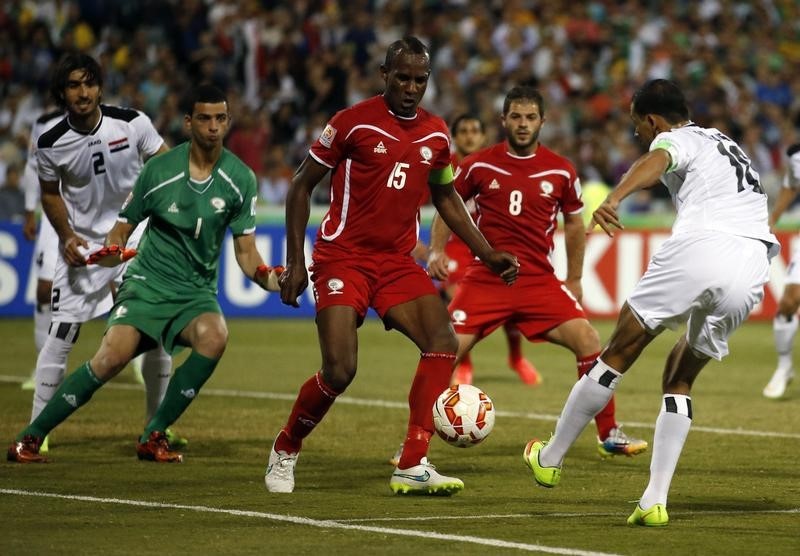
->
[2, 375, 799, 440]
[335, 507, 800, 523]
[0, 488, 619, 556]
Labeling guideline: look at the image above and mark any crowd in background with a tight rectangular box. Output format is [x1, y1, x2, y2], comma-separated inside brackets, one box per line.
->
[1, 0, 799, 218]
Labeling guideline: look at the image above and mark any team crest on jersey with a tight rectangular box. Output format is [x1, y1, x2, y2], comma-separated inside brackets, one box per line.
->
[419, 146, 433, 165]
[319, 124, 337, 148]
[539, 180, 554, 197]
[374, 141, 387, 154]
[451, 309, 467, 326]
[211, 197, 226, 213]
[327, 278, 344, 295]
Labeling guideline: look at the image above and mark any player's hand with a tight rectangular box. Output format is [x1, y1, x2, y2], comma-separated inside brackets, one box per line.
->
[481, 250, 519, 285]
[591, 197, 623, 237]
[63, 235, 90, 267]
[426, 249, 450, 281]
[279, 263, 309, 308]
[253, 264, 285, 292]
[85, 244, 138, 267]
[23, 211, 37, 241]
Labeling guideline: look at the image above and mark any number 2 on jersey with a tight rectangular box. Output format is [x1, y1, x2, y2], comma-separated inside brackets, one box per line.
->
[92, 152, 106, 175]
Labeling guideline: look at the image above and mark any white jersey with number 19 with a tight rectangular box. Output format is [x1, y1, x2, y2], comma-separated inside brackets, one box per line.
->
[651, 123, 778, 248]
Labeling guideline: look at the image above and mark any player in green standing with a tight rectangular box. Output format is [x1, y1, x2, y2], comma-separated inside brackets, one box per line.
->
[8, 84, 281, 463]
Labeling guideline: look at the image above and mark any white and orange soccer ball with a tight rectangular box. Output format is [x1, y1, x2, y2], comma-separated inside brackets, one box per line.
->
[432, 384, 495, 447]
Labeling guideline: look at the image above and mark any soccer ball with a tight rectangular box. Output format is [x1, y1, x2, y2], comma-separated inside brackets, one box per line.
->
[432, 384, 495, 447]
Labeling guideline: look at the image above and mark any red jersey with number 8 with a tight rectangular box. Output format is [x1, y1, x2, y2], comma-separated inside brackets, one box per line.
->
[309, 95, 451, 255]
[455, 143, 583, 278]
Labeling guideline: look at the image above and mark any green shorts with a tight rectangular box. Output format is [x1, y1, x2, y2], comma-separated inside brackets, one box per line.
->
[107, 278, 222, 354]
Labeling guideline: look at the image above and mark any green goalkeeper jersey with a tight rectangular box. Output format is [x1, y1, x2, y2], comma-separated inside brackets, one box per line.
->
[119, 141, 257, 295]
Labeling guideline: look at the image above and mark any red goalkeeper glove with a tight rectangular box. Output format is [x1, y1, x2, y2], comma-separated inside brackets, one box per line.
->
[85, 245, 138, 267]
[254, 264, 285, 292]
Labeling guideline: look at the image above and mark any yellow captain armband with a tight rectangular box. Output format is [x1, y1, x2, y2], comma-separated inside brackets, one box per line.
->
[651, 140, 678, 173]
[428, 164, 455, 185]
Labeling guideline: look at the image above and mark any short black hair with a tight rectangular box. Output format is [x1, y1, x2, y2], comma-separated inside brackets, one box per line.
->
[503, 86, 545, 117]
[383, 36, 429, 69]
[632, 79, 690, 123]
[181, 84, 227, 116]
[450, 114, 484, 136]
[50, 52, 103, 108]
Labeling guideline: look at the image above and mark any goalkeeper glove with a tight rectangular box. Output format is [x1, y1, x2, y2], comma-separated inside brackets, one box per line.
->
[85, 245, 137, 267]
[254, 264, 285, 292]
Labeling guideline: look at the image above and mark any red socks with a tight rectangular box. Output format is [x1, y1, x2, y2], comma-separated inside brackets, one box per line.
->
[275, 371, 341, 454]
[578, 352, 616, 440]
[398, 352, 456, 469]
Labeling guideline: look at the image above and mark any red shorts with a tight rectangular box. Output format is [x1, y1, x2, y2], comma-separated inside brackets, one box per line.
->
[448, 268, 586, 341]
[310, 248, 438, 321]
[443, 237, 475, 287]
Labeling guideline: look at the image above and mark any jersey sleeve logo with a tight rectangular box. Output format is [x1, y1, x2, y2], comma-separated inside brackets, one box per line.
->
[419, 146, 433, 165]
[319, 124, 337, 148]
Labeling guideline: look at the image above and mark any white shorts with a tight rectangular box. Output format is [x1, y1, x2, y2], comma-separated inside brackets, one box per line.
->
[33, 217, 58, 282]
[627, 231, 771, 361]
[785, 237, 800, 285]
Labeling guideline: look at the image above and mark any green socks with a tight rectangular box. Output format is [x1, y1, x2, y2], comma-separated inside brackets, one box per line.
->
[140, 351, 219, 442]
[18, 362, 103, 441]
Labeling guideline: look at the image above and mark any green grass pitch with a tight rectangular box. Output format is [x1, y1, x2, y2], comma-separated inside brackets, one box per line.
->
[1, 318, 798, 555]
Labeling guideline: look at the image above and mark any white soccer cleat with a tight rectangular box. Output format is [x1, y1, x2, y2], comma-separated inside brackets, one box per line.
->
[389, 457, 464, 496]
[763, 366, 794, 399]
[265, 444, 299, 493]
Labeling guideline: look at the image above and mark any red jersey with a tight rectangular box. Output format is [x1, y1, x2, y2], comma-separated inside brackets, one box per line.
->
[455, 142, 582, 277]
[309, 95, 451, 255]
[442, 152, 476, 282]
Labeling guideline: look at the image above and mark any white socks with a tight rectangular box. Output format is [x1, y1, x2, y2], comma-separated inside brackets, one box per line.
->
[31, 322, 81, 421]
[639, 394, 692, 509]
[773, 314, 798, 370]
[540, 359, 621, 467]
[140, 347, 172, 421]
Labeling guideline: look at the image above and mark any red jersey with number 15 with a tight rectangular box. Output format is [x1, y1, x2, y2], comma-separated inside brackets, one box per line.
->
[309, 95, 451, 255]
[455, 142, 583, 278]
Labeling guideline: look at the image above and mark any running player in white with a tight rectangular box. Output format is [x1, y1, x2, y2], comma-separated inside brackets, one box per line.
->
[21, 108, 63, 393]
[764, 143, 800, 398]
[31, 52, 179, 448]
[523, 79, 778, 526]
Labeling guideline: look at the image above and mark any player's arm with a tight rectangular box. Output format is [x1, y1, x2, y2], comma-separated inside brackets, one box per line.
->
[232, 233, 283, 292]
[281, 155, 328, 306]
[769, 186, 798, 230]
[40, 177, 88, 267]
[593, 149, 670, 237]
[428, 169, 518, 284]
[427, 212, 453, 281]
[144, 142, 169, 162]
[562, 211, 586, 302]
